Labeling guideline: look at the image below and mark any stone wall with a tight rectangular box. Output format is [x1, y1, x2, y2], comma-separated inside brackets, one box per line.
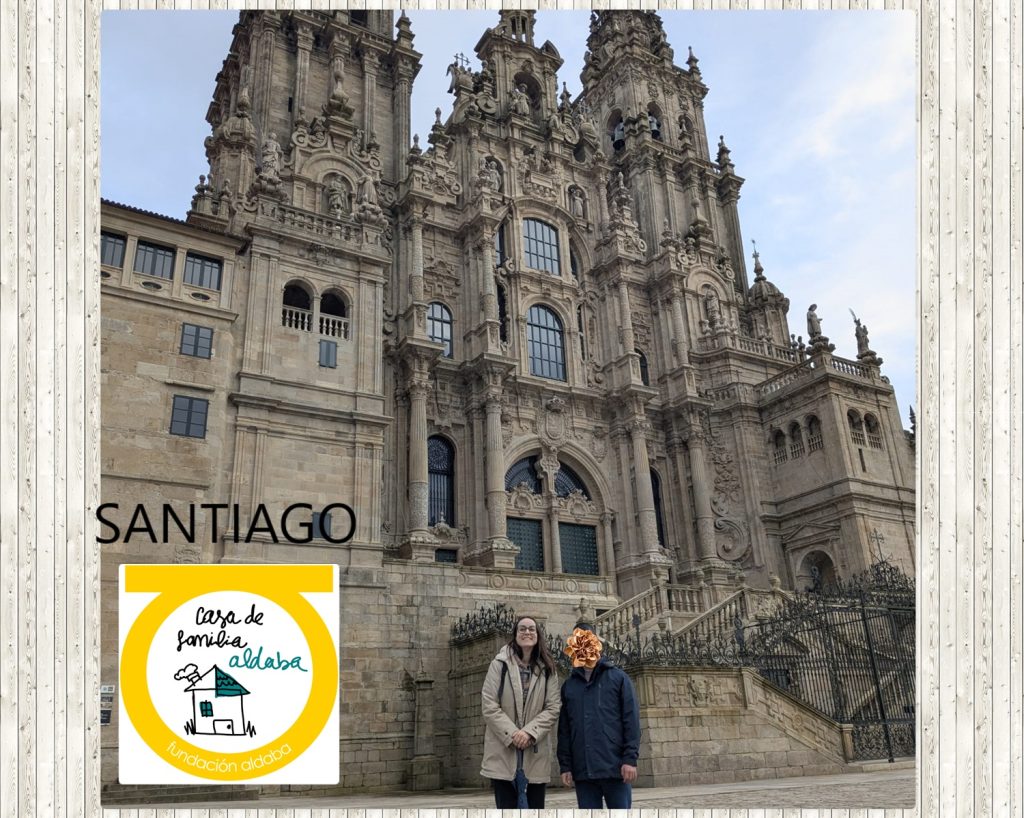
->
[634, 666, 850, 786]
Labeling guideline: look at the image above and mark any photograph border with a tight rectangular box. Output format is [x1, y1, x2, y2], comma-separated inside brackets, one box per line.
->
[1, 0, 1021, 816]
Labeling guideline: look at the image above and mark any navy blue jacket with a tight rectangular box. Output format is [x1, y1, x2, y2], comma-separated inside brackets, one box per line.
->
[556, 657, 641, 780]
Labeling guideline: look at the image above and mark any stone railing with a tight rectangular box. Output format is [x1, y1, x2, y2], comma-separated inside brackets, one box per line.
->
[596, 583, 709, 642]
[696, 333, 798, 363]
[829, 356, 869, 378]
[756, 358, 818, 397]
[282, 305, 313, 332]
[673, 586, 787, 643]
[319, 315, 350, 339]
[595, 586, 663, 643]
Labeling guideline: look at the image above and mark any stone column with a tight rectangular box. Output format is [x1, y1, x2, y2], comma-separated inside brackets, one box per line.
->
[601, 511, 617, 585]
[547, 503, 563, 574]
[394, 65, 415, 182]
[618, 279, 635, 355]
[293, 23, 314, 129]
[479, 233, 497, 322]
[484, 395, 506, 541]
[409, 671, 441, 790]
[687, 431, 717, 560]
[407, 380, 430, 533]
[630, 418, 661, 554]
[671, 290, 690, 364]
[362, 50, 378, 145]
[409, 216, 425, 310]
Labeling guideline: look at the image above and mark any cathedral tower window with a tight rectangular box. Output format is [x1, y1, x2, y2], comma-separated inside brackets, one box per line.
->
[651, 468, 666, 547]
[864, 414, 883, 449]
[523, 219, 561, 275]
[570, 247, 580, 281]
[647, 104, 663, 141]
[427, 435, 455, 526]
[847, 410, 866, 446]
[772, 429, 788, 465]
[789, 422, 805, 459]
[320, 291, 349, 339]
[282, 282, 313, 332]
[497, 285, 509, 344]
[494, 222, 508, 266]
[608, 111, 625, 152]
[527, 304, 566, 381]
[637, 349, 651, 386]
[427, 302, 454, 358]
[807, 415, 824, 451]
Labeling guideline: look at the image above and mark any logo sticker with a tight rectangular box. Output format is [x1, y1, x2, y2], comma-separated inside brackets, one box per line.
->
[118, 564, 339, 784]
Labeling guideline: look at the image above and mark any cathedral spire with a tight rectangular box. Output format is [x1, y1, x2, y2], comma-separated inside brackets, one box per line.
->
[496, 10, 535, 46]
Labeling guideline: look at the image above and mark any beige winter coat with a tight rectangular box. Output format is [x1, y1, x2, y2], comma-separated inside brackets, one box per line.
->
[480, 646, 561, 783]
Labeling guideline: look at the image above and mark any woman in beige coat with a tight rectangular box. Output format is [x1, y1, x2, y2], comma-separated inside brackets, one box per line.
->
[480, 615, 561, 808]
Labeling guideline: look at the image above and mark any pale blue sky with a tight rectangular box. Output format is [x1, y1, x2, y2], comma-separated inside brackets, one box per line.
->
[102, 10, 916, 426]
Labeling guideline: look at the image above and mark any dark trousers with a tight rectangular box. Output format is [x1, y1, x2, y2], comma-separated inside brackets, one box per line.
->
[492, 778, 547, 808]
[574, 778, 632, 809]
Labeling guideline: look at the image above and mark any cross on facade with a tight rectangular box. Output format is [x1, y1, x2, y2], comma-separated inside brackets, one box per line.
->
[868, 528, 887, 562]
[453, 52, 470, 70]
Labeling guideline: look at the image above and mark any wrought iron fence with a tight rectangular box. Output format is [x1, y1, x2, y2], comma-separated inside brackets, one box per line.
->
[549, 560, 916, 762]
[449, 602, 518, 644]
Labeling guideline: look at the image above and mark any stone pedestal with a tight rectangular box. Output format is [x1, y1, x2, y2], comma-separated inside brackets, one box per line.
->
[465, 536, 519, 569]
[399, 530, 437, 563]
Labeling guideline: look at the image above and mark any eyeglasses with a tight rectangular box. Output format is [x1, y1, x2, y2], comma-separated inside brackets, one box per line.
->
[517, 626, 537, 634]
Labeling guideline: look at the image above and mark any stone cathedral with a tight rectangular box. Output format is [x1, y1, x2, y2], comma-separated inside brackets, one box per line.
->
[99, 10, 915, 799]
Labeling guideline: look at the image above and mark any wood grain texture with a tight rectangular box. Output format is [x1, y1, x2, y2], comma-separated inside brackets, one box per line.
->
[1, 0, 1021, 816]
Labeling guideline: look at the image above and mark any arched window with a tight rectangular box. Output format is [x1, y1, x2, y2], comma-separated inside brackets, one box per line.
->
[608, 112, 625, 152]
[864, 414, 883, 449]
[505, 456, 540, 493]
[648, 105, 663, 141]
[427, 436, 455, 526]
[320, 291, 348, 339]
[772, 429, 788, 465]
[789, 422, 805, 459]
[554, 462, 590, 499]
[523, 219, 560, 275]
[651, 468, 666, 547]
[497, 284, 509, 344]
[428, 302, 454, 358]
[807, 415, 824, 451]
[577, 306, 587, 361]
[848, 410, 866, 445]
[282, 282, 313, 331]
[494, 222, 507, 266]
[527, 305, 566, 380]
[570, 247, 580, 281]
[636, 349, 650, 386]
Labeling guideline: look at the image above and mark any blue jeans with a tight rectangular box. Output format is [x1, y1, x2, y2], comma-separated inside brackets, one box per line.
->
[574, 778, 632, 808]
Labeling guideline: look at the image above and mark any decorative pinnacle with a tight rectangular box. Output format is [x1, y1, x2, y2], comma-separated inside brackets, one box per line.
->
[752, 240, 765, 279]
[434, 107, 442, 124]
[687, 46, 700, 72]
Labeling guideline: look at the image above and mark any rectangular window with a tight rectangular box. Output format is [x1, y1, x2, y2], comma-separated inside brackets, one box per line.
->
[199, 701, 213, 717]
[184, 252, 223, 290]
[434, 548, 458, 564]
[319, 339, 338, 368]
[180, 324, 214, 359]
[134, 240, 176, 279]
[559, 522, 599, 576]
[101, 232, 126, 268]
[311, 511, 332, 540]
[169, 395, 209, 439]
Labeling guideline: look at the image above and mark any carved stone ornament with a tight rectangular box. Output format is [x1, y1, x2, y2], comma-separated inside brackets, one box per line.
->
[507, 484, 543, 511]
[688, 676, 711, 707]
[557, 489, 597, 520]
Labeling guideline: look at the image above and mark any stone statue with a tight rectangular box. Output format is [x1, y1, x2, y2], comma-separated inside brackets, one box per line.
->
[486, 159, 501, 191]
[705, 290, 722, 329]
[356, 171, 379, 208]
[854, 317, 870, 356]
[807, 304, 822, 339]
[511, 85, 531, 116]
[326, 178, 347, 218]
[260, 132, 282, 179]
[570, 187, 585, 219]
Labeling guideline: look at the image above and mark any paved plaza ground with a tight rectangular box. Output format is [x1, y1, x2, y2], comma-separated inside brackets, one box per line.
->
[130, 764, 915, 811]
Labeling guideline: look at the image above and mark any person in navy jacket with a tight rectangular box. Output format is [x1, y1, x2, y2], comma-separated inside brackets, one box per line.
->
[556, 622, 641, 808]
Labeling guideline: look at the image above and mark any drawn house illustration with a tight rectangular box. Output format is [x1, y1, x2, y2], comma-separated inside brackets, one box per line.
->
[179, 664, 252, 737]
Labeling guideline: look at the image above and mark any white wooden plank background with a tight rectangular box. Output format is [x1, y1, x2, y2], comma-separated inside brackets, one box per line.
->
[0, 0, 1021, 816]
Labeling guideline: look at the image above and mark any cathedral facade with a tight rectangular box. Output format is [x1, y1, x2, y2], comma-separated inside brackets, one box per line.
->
[99, 10, 915, 795]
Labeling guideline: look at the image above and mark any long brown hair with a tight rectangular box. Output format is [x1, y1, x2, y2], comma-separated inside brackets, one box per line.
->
[506, 615, 557, 677]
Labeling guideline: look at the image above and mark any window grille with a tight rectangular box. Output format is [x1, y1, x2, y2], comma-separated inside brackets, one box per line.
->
[559, 523, 599, 575]
[554, 462, 590, 499]
[505, 457, 540, 493]
[509, 518, 544, 572]
[428, 436, 455, 526]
